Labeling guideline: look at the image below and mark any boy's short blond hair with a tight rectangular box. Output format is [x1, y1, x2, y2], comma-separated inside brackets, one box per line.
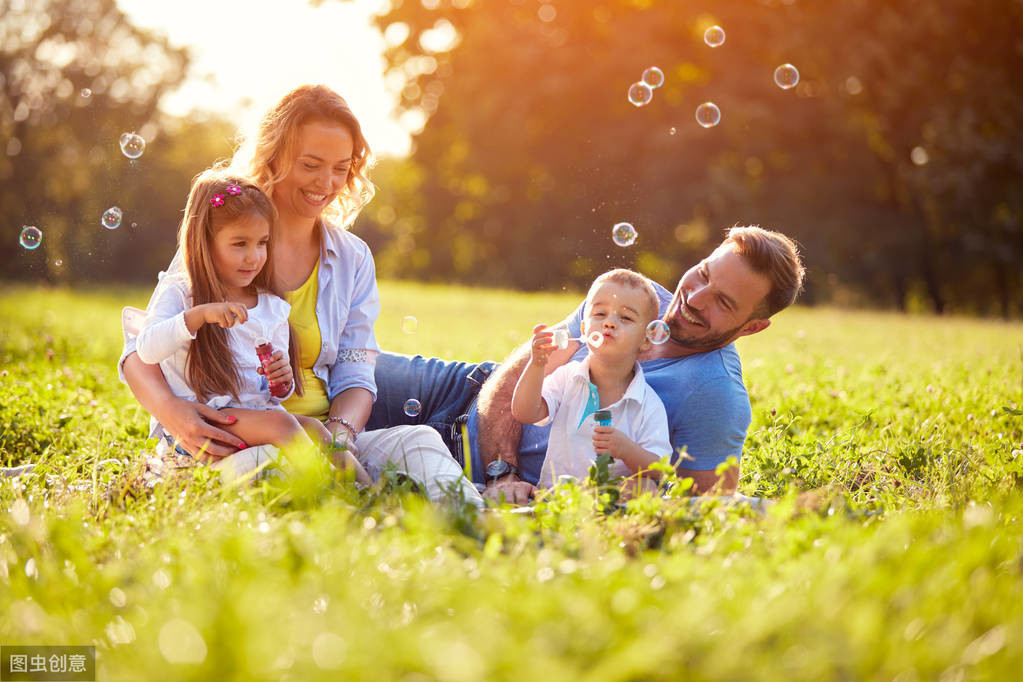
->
[586, 269, 661, 322]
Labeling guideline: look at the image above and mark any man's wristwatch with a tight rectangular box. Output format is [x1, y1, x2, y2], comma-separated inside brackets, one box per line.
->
[484, 459, 519, 482]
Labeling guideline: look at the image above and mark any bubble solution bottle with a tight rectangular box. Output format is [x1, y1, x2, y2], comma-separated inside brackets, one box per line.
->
[254, 337, 289, 398]
[593, 409, 613, 454]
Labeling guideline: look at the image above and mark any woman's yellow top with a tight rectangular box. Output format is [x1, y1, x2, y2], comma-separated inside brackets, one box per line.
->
[281, 261, 330, 419]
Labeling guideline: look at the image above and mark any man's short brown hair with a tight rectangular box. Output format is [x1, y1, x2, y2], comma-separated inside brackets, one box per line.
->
[722, 226, 805, 318]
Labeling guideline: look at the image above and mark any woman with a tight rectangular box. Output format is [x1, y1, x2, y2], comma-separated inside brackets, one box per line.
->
[121, 85, 481, 505]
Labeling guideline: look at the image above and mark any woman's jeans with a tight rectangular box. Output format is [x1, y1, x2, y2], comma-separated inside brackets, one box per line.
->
[366, 352, 498, 485]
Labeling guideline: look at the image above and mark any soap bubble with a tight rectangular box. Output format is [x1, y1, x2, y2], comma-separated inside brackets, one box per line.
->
[695, 102, 721, 128]
[19, 226, 42, 250]
[102, 207, 123, 230]
[55, 259, 63, 267]
[401, 316, 418, 334]
[774, 63, 800, 89]
[704, 25, 726, 47]
[612, 222, 637, 247]
[403, 398, 422, 418]
[669, 127, 677, 135]
[80, 88, 92, 98]
[911, 146, 929, 166]
[120, 132, 146, 159]
[627, 82, 653, 107]
[131, 222, 138, 229]
[646, 320, 670, 344]
[642, 67, 664, 89]
[587, 331, 604, 348]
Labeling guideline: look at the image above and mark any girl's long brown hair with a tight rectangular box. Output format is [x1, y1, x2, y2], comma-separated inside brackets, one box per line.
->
[179, 169, 303, 403]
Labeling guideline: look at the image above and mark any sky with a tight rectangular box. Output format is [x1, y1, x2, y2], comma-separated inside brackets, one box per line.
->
[117, 0, 414, 158]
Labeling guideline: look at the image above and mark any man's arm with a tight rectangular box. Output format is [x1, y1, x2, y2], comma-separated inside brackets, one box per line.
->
[477, 334, 578, 503]
[475, 342, 529, 469]
[671, 377, 750, 495]
[680, 466, 739, 495]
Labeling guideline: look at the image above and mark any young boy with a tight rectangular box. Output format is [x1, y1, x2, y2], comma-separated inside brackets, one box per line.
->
[511, 269, 673, 489]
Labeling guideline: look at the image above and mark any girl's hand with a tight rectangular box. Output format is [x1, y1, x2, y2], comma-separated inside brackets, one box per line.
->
[529, 324, 555, 366]
[201, 302, 249, 328]
[256, 349, 292, 384]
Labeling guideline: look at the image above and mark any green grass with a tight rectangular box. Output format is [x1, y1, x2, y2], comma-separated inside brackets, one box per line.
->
[2, 282, 1022, 681]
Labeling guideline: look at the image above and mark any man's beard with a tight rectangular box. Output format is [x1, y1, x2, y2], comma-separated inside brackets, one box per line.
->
[666, 320, 744, 352]
[665, 296, 744, 351]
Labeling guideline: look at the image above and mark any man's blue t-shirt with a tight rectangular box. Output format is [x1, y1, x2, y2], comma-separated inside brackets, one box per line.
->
[467, 283, 752, 484]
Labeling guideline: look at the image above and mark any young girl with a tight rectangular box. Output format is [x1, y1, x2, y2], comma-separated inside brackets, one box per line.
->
[136, 169, 370, 483]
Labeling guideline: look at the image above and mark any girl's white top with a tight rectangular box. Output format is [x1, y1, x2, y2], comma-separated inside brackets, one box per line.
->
[135, 272, 292, 438]
[120, 222, 380, 402]
[537, 355, 673, 488]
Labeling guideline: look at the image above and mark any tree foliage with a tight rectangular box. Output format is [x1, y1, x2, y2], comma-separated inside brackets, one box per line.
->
[364, 0, 1023, 316]
[1, 0, 234, 286]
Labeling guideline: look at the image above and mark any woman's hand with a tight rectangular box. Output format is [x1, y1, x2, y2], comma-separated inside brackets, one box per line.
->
[161, 397, 246, 461]
[327, 447, 372, 486]
[326, 425, 358, 458]
[123, 354, 245, 461]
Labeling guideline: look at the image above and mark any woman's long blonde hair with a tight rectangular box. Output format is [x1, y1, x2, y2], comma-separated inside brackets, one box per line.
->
[233, 85, 375, 229]
[179, 169, 302, 402]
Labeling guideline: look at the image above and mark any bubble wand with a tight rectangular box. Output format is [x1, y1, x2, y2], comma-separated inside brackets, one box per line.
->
[550, 328, 605, 349]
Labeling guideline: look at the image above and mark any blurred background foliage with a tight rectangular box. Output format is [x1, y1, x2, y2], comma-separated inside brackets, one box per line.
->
[4, 0, 1022, 317]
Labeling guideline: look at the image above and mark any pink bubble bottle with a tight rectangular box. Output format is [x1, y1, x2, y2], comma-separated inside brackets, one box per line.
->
[254, 337, 289, 398]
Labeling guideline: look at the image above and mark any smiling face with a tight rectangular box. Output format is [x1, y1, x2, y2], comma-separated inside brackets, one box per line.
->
[210, 214, 271, 299]
[273, 119, 355, 226]
[664, 244, 773, 352]
[583, 280, 657, 360]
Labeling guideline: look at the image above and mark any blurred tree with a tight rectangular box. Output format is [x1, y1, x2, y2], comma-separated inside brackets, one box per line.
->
[361, 0, 1022, 316]
[791, 0, 1023, 316]
[0, 0, 224, 285]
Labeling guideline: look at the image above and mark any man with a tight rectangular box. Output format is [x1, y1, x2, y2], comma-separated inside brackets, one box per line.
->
[366, 226, 805, 504]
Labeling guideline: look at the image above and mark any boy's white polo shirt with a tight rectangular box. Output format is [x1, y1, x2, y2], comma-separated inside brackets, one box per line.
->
[536, 355, 673, 488]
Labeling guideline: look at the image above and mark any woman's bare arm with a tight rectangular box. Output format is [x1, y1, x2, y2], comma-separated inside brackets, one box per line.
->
[122, 352, 244, 460]
[324, 386, 374, 448]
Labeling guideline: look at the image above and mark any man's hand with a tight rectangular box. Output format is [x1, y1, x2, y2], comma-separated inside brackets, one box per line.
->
[483, 474, 535, 505]
[163, 398, 245, 461]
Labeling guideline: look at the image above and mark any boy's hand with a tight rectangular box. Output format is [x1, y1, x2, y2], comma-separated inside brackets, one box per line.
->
[529, 324, 555, 366]
[200, 302, 249, 328]
[592, 426, 634, 460]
